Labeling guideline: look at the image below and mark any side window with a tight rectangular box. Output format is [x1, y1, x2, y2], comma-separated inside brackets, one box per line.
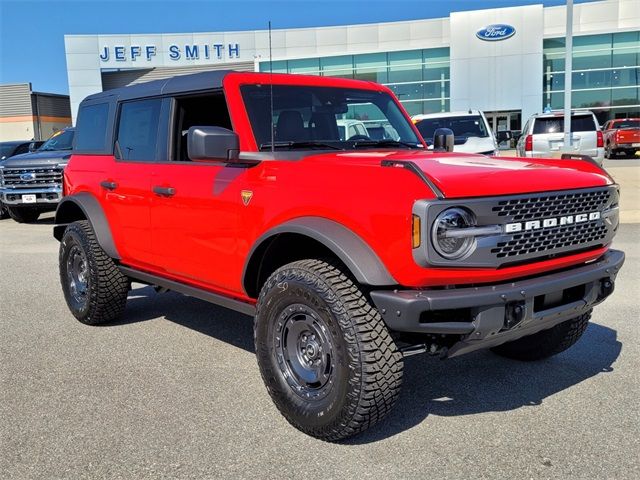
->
[171, 92, 232, 161]
[75, 103, 110, 152]
[116, 99, 161, 161]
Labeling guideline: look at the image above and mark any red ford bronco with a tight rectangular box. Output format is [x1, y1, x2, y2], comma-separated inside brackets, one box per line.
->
[55, 71, 624, 441]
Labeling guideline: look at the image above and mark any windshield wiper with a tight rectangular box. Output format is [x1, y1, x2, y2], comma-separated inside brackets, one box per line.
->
[351, 139, 423, 149]
[260, 141, 342, 151]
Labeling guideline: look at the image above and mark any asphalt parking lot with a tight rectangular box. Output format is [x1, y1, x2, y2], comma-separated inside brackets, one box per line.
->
[1, 158, 639, 479]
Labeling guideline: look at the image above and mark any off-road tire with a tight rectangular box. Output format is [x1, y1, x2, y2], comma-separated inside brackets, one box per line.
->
[491, 311, 591, 361]
[255, 259, 403, 441]
[0, 202, 9, 219]
[7, 207, 40, 223]
[59, 220, 129, 325]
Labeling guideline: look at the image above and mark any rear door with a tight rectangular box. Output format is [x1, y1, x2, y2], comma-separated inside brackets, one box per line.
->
[100, 98, 161, 268]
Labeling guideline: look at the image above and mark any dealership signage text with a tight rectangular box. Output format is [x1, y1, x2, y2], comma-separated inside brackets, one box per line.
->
[99, 43, 241, 62]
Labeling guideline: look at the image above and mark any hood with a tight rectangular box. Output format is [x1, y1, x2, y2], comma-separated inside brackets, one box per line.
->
[310, 150, 613, 198]
[0, 149, 71, 168]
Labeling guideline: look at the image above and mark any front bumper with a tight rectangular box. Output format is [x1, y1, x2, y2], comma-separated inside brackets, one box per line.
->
[0, 187, 62, 205]
[370, 249, 624, 358]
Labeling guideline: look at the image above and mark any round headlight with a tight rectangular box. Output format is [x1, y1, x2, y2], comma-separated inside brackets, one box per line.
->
[431, 207, 476, 260]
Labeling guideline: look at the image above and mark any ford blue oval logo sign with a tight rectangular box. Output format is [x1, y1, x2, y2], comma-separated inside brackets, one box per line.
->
[20, 172, 36, 182]
[476, 24, 516, 41]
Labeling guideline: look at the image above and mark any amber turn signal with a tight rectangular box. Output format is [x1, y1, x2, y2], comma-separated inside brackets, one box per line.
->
[412, 214, 421, 248]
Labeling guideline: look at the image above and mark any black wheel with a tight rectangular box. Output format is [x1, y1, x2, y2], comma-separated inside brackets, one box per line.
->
[491, 311, 591, 361]
[0, 202, 9, 219]
[255, 259, 403, 442]
[59, 220, 129, 325]
[7, 207, 40, 223]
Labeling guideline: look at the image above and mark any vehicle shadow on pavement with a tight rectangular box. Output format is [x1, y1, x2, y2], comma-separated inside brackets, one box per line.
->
[112, 285, 255, 352]
[113, 286, 621, 443]
[347, 321, 621, 444]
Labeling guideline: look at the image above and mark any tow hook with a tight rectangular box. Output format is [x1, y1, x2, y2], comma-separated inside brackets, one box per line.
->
[504, 301, 526, 330]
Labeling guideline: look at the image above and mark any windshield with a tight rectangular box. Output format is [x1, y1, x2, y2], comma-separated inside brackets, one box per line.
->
[241, 85, 421, 150]
[612, 120, 639, 129]
[415, 115, 489, 142]
[40, 129, 74, 151]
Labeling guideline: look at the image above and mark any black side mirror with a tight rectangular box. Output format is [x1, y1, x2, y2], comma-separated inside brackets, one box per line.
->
[187, 126, 240, 162]
[28, 141, 39, 152]
[433, 128, 454, 152]
[496, 130, 512, 143]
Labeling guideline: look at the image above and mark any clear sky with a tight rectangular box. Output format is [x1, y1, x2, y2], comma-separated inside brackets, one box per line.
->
[0, 0, 594, 95]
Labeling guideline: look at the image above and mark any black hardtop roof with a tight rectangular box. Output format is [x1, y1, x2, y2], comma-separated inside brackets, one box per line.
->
[82, 70, 234, 103]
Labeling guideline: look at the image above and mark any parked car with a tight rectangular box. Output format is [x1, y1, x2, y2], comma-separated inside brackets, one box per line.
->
[0, 128, 74, 223]
[602, 118, 640, 158]
[516, 111, 604, 164]
[412, 110, 499, 155]
[336, 119, 369, 140]
[54, 71, 623, 441]
[362, 120, 400, 141]
[0, 140, 44, 160]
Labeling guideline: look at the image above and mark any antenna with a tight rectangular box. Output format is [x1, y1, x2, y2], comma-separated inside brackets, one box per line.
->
[269, 21, 275, 153]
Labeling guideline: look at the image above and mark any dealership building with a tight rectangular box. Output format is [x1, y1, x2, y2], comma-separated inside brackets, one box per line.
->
[64, 0, 639, 131]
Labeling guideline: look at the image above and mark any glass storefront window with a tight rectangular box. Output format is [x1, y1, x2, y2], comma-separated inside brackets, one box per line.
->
[320, 56, 353, 78]
[612, 68, 640, 87]
[287, 58, 320, 74]
[573, 50, 612, 70]
[259, 60, 288, 73]
[388, 50, 423, 83]
[612, 87, 639, 106]
[354, 53, 388, 83]
[424, 65, 449, 81]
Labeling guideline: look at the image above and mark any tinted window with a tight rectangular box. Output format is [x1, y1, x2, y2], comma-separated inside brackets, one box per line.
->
[75, 103, 109, 152]
[117, 99, 161, 161]
[532, 115, 597, 134]
[611, 119, 639, 129]
[415, 115, 489, 140]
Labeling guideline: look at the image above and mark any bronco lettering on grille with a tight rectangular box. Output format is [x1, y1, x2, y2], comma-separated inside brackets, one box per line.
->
[504, 211, 601, 233]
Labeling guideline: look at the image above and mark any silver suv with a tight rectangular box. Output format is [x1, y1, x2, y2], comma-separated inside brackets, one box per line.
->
[516, 111, 604, 164]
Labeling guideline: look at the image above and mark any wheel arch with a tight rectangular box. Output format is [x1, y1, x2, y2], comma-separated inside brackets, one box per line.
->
[53, 193, 120, 260]
[242, 217, 397, 298]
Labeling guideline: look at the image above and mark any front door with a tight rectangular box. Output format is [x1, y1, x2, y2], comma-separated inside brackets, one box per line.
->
[149, 91, 246, 293]
[150, 162, 246, 292]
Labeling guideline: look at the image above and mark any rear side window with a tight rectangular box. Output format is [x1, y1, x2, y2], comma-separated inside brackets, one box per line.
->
[75, 103, 109, 152]
[533, 115, 596, 134]
[116, 99, 161, 161]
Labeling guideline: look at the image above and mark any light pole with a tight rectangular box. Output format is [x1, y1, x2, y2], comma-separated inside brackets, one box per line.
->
[563, 0, 573, 151]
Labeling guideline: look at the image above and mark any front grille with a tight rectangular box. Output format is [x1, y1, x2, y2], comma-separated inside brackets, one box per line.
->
[492, 222, 609, 258]
[0, 167, 63, 189]
[492, 189, 613, 221]
[414, 185, 619, 269]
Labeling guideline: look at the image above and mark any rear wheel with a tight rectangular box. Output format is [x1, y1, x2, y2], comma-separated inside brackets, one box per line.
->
[491, 311, 591, 361]
[59, 220, 129, 325]
[7, 207, 40, 223]
[255, 259, 403, 441]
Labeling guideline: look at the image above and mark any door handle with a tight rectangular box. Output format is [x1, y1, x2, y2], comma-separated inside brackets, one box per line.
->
[100, 180, 118, 191]
[153, 186, 176, 197]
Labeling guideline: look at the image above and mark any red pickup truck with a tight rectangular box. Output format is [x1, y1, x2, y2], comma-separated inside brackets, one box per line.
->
[603, 118, 640, 158]
[54, 71, 624, 441]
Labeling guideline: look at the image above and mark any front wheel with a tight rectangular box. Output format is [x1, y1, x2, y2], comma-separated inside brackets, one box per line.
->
[491, 311, 591, 361]
[254, 259, 403, 441]
[7, 207, 40, 223]
[59, 220, 129, 325]
[0, 202, 9, 219]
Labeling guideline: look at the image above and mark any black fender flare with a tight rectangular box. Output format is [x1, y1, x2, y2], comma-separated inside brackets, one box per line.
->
[243, 217, 397, 292]
[53, 193, 120, 260]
